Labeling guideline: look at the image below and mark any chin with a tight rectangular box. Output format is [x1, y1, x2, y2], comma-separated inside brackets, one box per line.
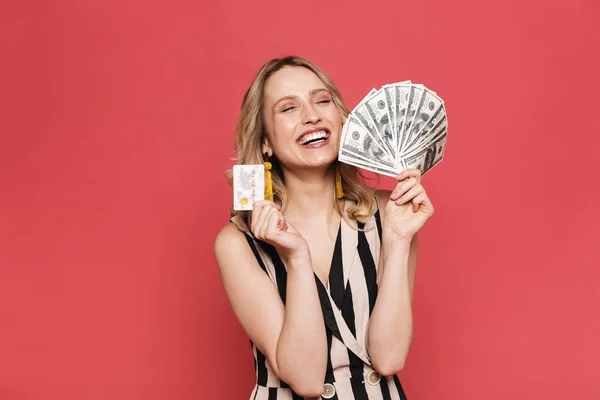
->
[282, 154, 336, 171]
[304, 154, 338, 169]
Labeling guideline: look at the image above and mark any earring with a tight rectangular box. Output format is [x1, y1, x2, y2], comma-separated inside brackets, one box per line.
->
[335, 166, 344, 199]
[264, 152, 273, 201]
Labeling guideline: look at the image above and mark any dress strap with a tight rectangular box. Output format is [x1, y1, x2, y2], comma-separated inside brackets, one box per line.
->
[370, 194, 383, 241]
[374, 207, 382, 242]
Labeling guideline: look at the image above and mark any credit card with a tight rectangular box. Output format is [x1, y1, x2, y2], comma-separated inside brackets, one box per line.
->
[233, 164, 265, 210]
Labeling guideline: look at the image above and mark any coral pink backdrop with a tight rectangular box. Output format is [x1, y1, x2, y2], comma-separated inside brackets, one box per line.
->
[1, 0, 599, 399]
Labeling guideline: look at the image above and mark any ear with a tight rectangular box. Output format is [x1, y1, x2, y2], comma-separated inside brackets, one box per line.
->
[261, 138, 272, 158]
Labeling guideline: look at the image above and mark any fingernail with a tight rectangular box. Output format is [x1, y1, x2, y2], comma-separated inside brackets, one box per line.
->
[397, 173, 404, 179]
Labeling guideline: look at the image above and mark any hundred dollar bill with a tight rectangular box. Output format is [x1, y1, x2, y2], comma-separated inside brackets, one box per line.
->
[340, 113, 395, 167]
[339, 150, 399, 178]
[232, 164, 265, 210]
[339, 114, 400, 172]
[362, 89, 396, 158]
[399, 84, 424, 153]
[404, 88, 444, 151]
[393, 82, 413, 155]
[402, 130, 447, 176]
[403, 114, 447, 156]
[351, 92, 394, 160]
[339, 82, 448, 178]
[405, 102, 446, 152]
[339, 143, 398, 171]
[382, 84, 397, 149]
[339, 148, 397, 172]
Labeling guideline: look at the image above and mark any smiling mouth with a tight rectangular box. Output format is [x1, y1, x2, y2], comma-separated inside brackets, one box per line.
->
[297, 129, 330, 145]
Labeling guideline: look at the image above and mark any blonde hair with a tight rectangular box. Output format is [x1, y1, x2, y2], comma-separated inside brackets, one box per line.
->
[226, 55, 378, 233]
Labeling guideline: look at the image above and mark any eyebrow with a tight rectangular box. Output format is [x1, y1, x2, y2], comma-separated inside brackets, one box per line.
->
[272, 88, 331, 109]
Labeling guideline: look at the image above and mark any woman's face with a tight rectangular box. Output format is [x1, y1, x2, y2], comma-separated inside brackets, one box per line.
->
[262, 66, 342, 171]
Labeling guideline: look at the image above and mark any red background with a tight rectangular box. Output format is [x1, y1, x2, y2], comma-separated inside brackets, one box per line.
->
[1, 0, 599, 399]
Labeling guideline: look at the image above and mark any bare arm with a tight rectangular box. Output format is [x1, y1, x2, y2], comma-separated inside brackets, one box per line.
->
[214, 223, 327, 397]
[366, 190, 419, 376]
[377, 230, 418, 301]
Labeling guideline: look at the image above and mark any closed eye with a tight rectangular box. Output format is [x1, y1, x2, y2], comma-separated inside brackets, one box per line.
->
[281, 106, 296, 113]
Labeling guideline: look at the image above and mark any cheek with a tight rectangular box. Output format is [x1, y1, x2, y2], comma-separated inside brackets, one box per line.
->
[327, 108, 342, 133]
[273, 117, 296, 137]
[269, 115, 297, 149]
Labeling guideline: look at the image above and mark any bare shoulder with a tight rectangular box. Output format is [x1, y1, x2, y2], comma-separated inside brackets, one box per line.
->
[214, 222, 248, 261]
[213, 221, 259, 276]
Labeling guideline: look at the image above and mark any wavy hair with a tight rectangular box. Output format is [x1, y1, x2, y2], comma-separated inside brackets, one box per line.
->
[226, 55, 378, 233]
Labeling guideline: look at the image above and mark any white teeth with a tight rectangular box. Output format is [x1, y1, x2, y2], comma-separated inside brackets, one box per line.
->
[299, 130, 328, 145]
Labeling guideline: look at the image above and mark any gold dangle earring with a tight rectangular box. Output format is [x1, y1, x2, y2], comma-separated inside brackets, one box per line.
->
[264, 152, 273, 201]
[335, 165, 344, 199]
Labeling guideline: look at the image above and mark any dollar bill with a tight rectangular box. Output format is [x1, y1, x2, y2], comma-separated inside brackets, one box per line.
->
[393, 83, 413, 155]
[382, 84, 397, 148]
[339, 150, 399, 178]
[399, 84, 424, 153]
[338, 82, 447, 179]
[403, 88, 444, 151]
[403, 114, 447, 156]
[339, 143, 398, 171]
[351, 91, 394, 159]
[404, 101, 446, 152]
[362, 89, 396, 157]
[232, 164, 265, 210]
[403, 130, 447, 176]
[340, 113, 395, 166]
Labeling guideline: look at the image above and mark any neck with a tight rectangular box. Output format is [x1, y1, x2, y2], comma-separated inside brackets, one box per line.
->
[281, 165, 340, 223]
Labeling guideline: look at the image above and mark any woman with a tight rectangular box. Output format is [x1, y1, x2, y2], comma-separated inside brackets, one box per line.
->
[214, 56, 435, 400]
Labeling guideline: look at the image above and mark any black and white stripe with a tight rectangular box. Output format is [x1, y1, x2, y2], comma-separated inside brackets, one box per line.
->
[234, 199, 408, 399]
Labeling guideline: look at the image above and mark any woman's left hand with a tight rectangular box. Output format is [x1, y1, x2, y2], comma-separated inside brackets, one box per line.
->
[384, 168, 435, 242]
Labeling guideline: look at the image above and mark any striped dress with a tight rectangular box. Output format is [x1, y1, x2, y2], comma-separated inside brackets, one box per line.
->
[235, 200, 408, 400]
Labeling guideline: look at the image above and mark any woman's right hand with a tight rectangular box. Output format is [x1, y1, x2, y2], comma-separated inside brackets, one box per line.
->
[250, 200, 309, 261]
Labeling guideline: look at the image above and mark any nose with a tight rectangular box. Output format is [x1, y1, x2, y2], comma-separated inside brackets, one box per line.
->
[301, 102, 321, 124]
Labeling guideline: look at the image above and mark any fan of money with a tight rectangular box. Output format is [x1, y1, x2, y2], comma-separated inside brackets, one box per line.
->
[338, 81, 448, 177]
